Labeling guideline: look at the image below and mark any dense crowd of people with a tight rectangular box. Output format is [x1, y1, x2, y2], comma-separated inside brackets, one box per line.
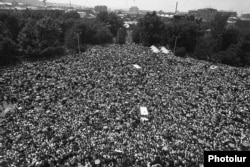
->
[0, 43, 250, 167]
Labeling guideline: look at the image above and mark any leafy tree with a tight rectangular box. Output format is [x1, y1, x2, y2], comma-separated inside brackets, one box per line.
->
[138, 11, 165, 46]
[18, 20, 39, 58]
[164, 20, 200, 53]
[116, 27, 127, 44]
[97, 12, 123, 37]
[0, 13, 21, 42]
[221, 25, 240, 50]
[0, 22, 18, 65]
[211, 13, 230, 39]
[239, 34, 250, 66]
[94, 26, 113, 44]
[193, 37, 217, 61]
[18, 17, 64, 58]
[132, 26, 141, 44]
[210, 13, 230, 51]
[65, 19, 113, 52]
[174, 21, 200, 52]
[221, 43, 242, 67]
[35, 17, 62, 49]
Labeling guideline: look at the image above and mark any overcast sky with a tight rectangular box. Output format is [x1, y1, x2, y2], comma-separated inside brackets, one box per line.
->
[47, 0, 250, 14]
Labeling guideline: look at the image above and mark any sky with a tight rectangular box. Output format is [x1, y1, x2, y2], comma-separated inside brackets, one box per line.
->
[47, 0, 250, 14]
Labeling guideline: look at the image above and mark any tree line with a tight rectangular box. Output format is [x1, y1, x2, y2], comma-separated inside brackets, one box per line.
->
[132, 11, 250, 67]
[0, 10, 126, 66]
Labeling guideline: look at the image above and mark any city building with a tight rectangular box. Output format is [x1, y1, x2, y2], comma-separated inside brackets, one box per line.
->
[94, 5, 107, 13]
[240, 13, 250, 20]
[195, 8, 217, 22]
[129, 6, 139, 14]
[76, 8, 96, 18]
[174, 12, 188, 20]
[218, 10, 237, 17]
[189, 8, 238, 22]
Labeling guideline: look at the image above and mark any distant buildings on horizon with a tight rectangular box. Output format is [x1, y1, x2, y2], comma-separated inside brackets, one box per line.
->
[0, 1, 249, 22]
[188, 8, 237, 22]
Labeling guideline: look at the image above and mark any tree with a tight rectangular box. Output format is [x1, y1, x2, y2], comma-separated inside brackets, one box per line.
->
[211, 13, 230, 39]
[221, 43, 242, 67]
[221, 25, 240, 50]
[239, 34, 250, 66]
[138, 11, 165, 46]
[164, 20, 200, 53]
[35, 17, 62, 49]
[97, 12, 123, 37]
[210, 13, 231, 51]
[132, 26, 141, 44]
[0, 13, 21, 42]
[18, 17, 64, 58]
[193, 36, 217, 61]
[94, 26, 113, 44]
[116, 27, 127, 45]
[0, 22, 18, 65]
[65, 19, 113, 52]
[18, 20, 39, 58]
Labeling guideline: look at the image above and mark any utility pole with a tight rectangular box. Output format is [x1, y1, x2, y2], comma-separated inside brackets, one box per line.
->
[74, 32, 81, 54]
[43, 0, 47, 10]
[68, 0, 72, 10]
[175, 2, 178, 14]
[173, 35, 180, 53]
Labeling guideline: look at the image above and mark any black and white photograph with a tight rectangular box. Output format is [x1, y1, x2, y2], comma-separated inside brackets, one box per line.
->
[0, 0, 250, 167]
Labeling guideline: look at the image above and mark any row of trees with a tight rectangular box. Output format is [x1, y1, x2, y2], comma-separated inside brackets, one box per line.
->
[0, 10, 125, 66]
[132, 12, 250, 67]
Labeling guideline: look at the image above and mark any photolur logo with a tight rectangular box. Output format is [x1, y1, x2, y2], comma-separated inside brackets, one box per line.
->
[208, 155, 247, 163]
[204, 151, 250, 167]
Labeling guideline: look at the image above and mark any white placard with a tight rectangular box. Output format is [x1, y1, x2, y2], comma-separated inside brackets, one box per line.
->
[141, 117, 149, 121]
[140, 106, 149, 116]
[133, 64, 141, 69]
[115, 149, 123, 153]
[210, 65, 218, 70]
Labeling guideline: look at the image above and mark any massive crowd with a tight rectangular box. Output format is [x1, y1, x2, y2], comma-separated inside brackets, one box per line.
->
[0, 43, 250, 167]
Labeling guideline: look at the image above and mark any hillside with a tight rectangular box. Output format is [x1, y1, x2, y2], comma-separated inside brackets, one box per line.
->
[0, 44, 250, 166]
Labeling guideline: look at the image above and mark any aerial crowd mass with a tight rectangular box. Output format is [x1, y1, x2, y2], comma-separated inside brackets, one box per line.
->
[0, 43, 250, 167]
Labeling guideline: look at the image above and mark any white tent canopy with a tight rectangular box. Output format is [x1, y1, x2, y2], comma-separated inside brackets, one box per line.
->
[160, 46, 170, 54]
[150, 45, 160, 53]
